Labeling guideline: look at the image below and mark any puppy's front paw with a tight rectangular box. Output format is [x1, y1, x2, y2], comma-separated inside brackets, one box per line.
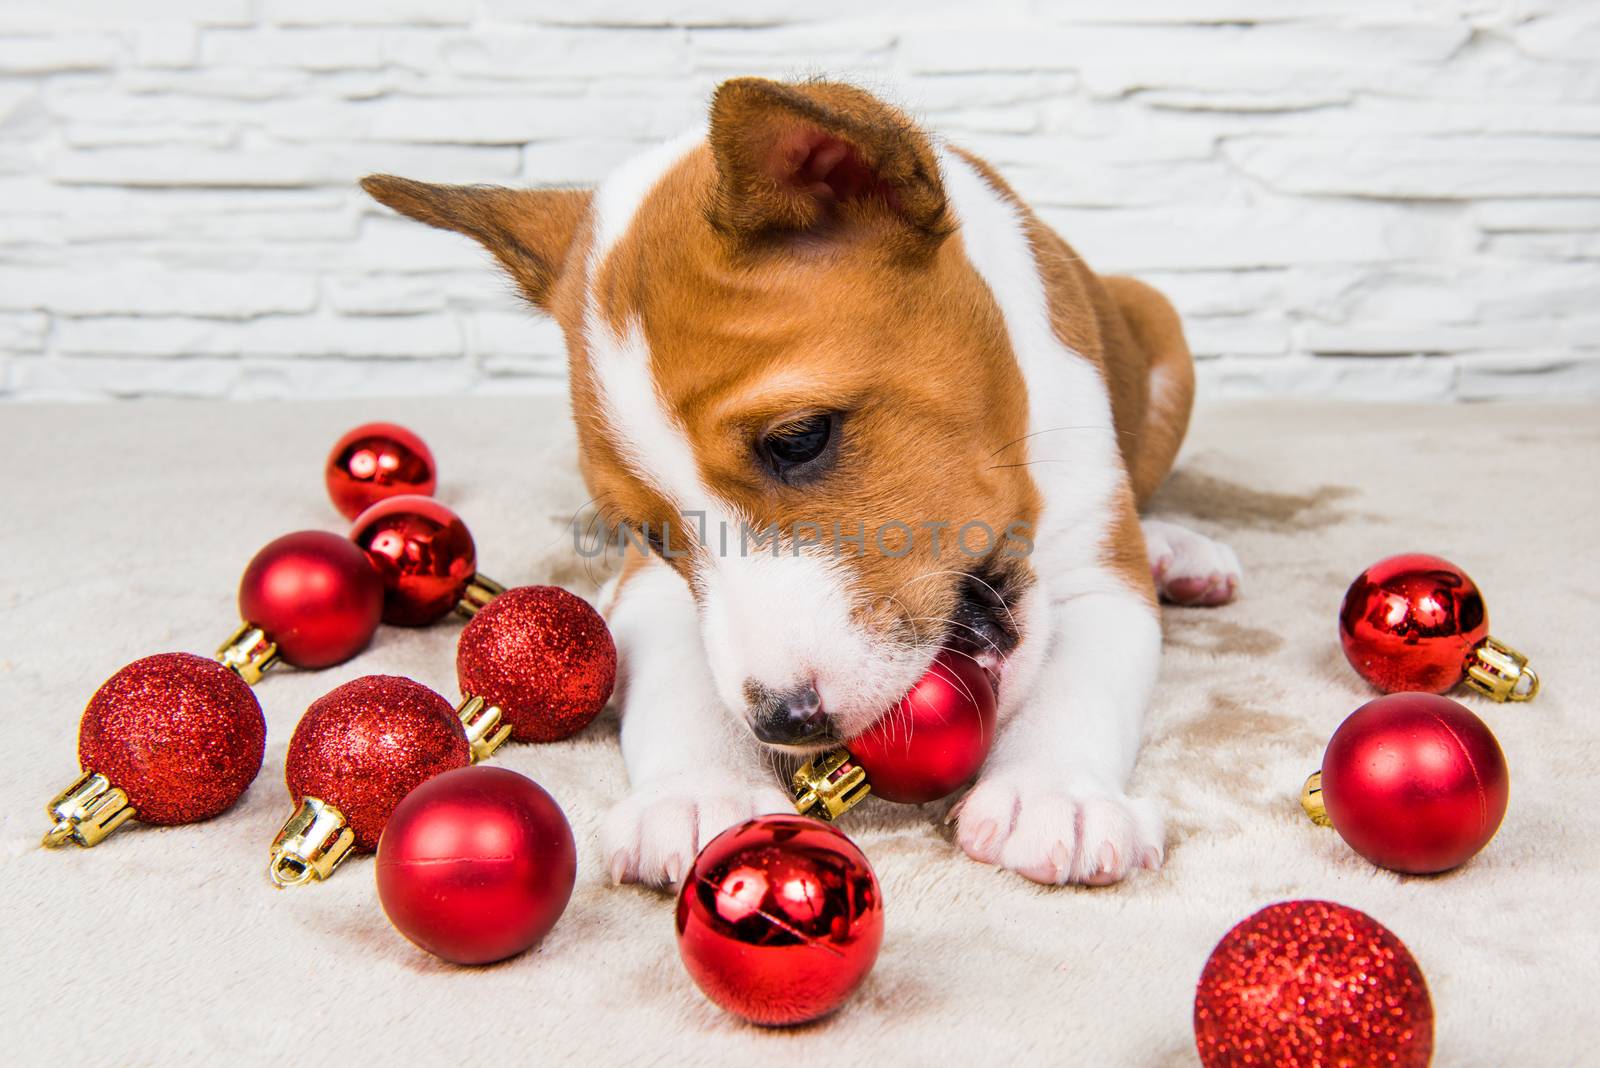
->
[953, 773, 1164, 886]
[600, 776, 794, 888]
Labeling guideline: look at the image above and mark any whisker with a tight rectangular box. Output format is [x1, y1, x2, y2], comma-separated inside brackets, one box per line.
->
[902, 616, 1004, 655]
[878, 567, 1020, 636]
[987, 423, 1123, 458]
[988, 458, 1077, 471]
[924, 657, 982, 707]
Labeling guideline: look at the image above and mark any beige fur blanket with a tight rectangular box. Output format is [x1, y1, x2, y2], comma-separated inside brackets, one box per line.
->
[3, 397, 1595, 1065]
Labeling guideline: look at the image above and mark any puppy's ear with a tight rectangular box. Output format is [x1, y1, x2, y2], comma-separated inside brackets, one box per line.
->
[361, 176, 591, 309]
[707, 78, 949, 246]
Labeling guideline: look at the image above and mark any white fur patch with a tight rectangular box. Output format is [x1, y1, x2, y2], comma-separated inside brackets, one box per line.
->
[584, 318, 709, 510]
[936, 148, 1131, 712]
[582, 128, 709, 509]
[600, 557, 793, 886]
[698, 547, 930, 738]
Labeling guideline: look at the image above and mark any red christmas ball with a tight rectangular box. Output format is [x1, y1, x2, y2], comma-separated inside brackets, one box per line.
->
[285, 675, 471, 851]
[350, 495, 477, 626]
[456, 585, 616, 742]
[676, 814, 883, 1026]
[847, 650, 997, 804]
[1194, 900, 1433, 1067]
[376, 766, 576, 965]
[1339, 552, 1488, 695]
[1320, 692, 1509, 875]
[78, 652, 265, 825]
[238, 530, 383, 668]
[325, 422, 437, 520]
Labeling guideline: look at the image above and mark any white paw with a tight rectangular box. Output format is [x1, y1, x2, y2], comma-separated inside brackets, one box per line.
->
[1142, 518, 1242, 607]
[600, 776, 794, 888]
[952, 772, 1164, 886]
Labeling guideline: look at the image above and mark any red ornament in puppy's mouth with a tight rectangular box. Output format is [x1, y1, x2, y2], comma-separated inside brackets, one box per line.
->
[844, 649, 998, 804]
[789, 572, 1013, 820]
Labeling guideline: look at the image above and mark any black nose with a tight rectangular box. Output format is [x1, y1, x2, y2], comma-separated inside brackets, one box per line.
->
[745, 682, 827, 745]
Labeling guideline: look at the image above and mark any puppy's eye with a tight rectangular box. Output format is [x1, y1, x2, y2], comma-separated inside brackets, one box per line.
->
[759, 413, 834, 479]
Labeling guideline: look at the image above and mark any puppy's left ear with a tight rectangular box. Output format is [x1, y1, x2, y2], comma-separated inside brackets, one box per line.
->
[361, 176, 591, 310]
[707, 78, 950, 246]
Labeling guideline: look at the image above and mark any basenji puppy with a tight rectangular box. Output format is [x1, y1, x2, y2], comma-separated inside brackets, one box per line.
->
[364, 77, 1241, 887]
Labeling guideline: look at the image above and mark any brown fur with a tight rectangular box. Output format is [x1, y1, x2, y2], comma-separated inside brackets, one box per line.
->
[707, 78, 950, 246]
[360, 176, 591, 309]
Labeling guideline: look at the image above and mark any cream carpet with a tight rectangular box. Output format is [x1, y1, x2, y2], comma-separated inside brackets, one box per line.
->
[3, 397, 1596, 1066]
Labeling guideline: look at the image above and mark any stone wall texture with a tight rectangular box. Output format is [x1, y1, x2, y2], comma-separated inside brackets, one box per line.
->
[3, 1, 1598, 401]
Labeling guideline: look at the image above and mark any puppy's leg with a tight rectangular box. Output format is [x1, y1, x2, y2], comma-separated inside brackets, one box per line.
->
[599, 555, 792, 887]
[1143, 518, 1242, 607]
[954, 584, 1165, 885]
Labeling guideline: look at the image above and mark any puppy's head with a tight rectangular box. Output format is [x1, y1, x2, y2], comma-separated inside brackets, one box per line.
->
[366, 78, 1040, 751]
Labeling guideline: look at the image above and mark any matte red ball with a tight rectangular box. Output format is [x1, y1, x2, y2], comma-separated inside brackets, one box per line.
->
[350, 495, 477, 626]
[456, 585, 617, 742]
[847, 650, 997, 804]
[376, 766, 577, 965]
[1194, 900, 1433, 1067]
[676, 814, 883, 1026]
[78, 652, 266, 825]
[238, 530, 383, 668]
[326, 422, 438, 520]
[285, 675, 471, 851]
[1339, 553, 1488, 695]
[1320, 692, 1509, 874]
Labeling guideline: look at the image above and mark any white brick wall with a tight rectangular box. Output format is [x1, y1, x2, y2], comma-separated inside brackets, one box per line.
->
[2, 1, 1598, 402]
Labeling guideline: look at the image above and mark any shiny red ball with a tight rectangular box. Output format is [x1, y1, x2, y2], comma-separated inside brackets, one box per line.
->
[676, 814, 883, 1026]
[376, 766, 576, 965]
[285, 675, 471, 851]
[325, 422, 438, 520]
[456, 585, 616, 742]
[350, 495, 477, 626]
[78, 652, 265, 825]
[1194, 900, 1433, 1067]
[1339, 552, 1488, 695]
[847, 650, 997, 804]
[238, 530, 384, 668]
[1320, 692, 1509, 874]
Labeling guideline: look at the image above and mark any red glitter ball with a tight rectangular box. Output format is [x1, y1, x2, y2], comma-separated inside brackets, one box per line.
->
[77, 652, 266, 826]
[284, 675, 470, 851]
[456, 585, 616, 743]
[1194, 900, 1434, 1068]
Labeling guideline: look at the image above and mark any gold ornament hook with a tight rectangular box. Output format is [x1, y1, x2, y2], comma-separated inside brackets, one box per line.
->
[43, 770, 136, 848]
[456, 695, 512, 763]
[1300, 771, 1330, 827]
[792, 749, 870, 822]
[1464, 636, 1539, 703]
[268, 797, 355, 888]
[216, 623, 280, 685]
[456, 574, 506, 618]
